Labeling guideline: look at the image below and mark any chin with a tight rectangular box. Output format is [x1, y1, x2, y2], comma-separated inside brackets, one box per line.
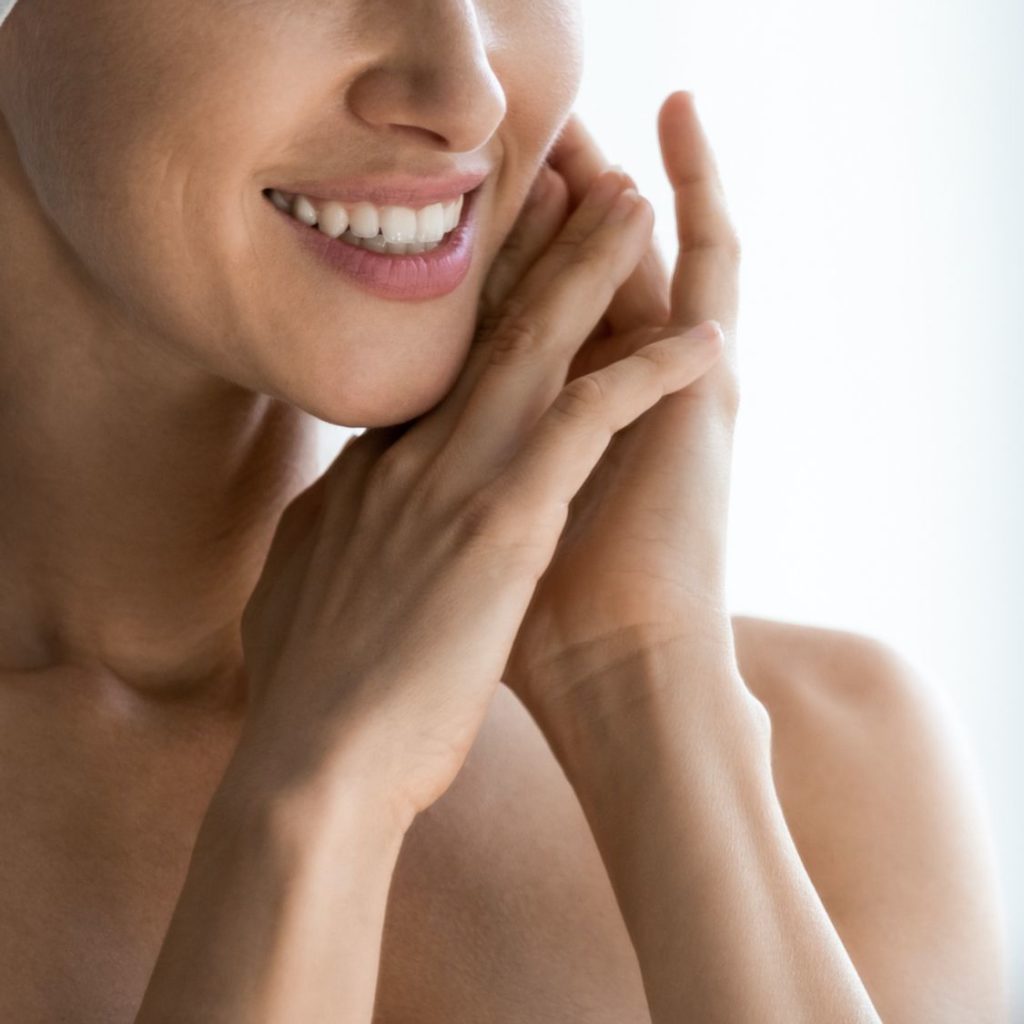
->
[243, 289, 479, 427]
[276, 349, 464, 429]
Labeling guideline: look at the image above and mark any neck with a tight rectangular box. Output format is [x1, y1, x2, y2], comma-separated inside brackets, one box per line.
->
[0, 240, 319, 712]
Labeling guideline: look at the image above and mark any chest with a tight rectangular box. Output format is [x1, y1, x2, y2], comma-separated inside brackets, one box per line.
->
[0, 676, 239, 1021]
[0, 677, 652, 1023]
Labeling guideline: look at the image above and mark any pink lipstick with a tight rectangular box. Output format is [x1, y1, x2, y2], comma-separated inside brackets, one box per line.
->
[266, 184, 482, 302]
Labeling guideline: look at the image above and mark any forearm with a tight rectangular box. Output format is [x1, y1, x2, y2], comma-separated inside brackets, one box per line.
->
[536, 642, 882, 1024]
[133, 749, 408, 1024]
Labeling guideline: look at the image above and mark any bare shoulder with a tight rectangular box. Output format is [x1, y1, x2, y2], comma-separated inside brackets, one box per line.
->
[373, 614, 1008, 1023]
[731, 614, 1009, 1022]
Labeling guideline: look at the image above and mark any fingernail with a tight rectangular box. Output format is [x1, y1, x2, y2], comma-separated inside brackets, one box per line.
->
[590, 170, 626, 205]
[604, 186, 641, 224]
[683, 319, 723, 342]
[606, 163, 638, 190]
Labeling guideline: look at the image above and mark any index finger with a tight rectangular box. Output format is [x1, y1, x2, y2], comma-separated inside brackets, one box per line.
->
[546, 112, 672, 332]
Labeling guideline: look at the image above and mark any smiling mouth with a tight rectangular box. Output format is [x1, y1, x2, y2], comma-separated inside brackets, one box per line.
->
[262, 186, 472, 256]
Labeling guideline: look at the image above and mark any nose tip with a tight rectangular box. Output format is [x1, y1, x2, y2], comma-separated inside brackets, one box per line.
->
[348, 61, 506, 154]
[344, 11, 506, 156]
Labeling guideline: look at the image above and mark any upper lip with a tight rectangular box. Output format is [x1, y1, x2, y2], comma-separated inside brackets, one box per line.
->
[271, 168, 490, 208]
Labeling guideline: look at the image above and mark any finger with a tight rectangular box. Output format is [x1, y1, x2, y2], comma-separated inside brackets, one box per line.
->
[438, 176, 656, 494]
[243, 423, 409, 653]
[479, 164, 570, 320]
[547, 112, 673, 333]
[657, 91, 741, 396]
[495, 321, 725, 517]
[658, 92, 736, 252]
[319, 423, 409, 523]
[408, 163, 570, 458]
[403, 167, 638, 481]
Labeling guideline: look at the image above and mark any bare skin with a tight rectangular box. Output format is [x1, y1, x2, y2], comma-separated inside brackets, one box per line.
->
[0, 1, 1007, 1022]
[0, 617, 1006, 1022]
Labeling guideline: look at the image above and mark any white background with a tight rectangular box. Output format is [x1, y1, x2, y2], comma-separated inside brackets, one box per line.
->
[317, 0, 1024, 1012]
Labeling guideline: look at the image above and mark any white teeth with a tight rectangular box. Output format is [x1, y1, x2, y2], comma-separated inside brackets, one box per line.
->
[339, 229, 443, 255]
[271, 187, 470, 253]
[349, 202, 380, 238]
[380, 206, 419, 244]
[416, 203, 446, 243]
[442, 195, 463, 232]
[317, 201, 349, 239]
[292, 195, 318, 226]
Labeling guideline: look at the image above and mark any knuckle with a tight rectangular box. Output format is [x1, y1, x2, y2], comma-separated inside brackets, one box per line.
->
[365, 441, 417, 494]
[475, 305, 504, 341]
[454, 486, 519, 547]
[559, 234, 606, 273]
[488, 311, 546, 365]
[499, 290, 529, 325]
[554, 373, 609, 422]
[550, 220, 589, 252]
[478, 289, 523, 340]
[634, 343, 676, 374]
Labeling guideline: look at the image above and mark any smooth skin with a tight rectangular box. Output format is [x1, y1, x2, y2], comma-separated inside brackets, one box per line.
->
[131, 94, 1007, 1024]
[135, 152, 727, 1023]
[0, 1, 1008, 1021]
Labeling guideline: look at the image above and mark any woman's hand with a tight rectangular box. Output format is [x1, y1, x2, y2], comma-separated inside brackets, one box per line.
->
[497, 91, 744, 723]
[235, 157, 725, 830]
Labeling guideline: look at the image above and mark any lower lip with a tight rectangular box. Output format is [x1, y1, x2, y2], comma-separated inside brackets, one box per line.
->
[268, 187, 480, 302]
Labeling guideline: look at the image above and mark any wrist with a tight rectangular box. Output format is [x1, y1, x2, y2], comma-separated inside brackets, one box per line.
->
[527, 632, 771, 782]
[135, 724, 408, 1023]
[214, 726, 415, 857]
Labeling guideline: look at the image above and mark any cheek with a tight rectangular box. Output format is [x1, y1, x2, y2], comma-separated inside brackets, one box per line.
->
[3, 7, 333, 391]
[2, 0, 586, 429]
[3, 7, 263, 359]
[490, 0, 584, 119]
[475, 0, 584, 258]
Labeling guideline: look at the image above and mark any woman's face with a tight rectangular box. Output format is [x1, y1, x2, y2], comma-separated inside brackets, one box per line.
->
[0, 0, 583, 425]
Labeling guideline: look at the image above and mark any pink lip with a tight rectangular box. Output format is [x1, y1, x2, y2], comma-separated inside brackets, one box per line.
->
[268, 183, 482, 302]
[273, 169, 489, 208]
